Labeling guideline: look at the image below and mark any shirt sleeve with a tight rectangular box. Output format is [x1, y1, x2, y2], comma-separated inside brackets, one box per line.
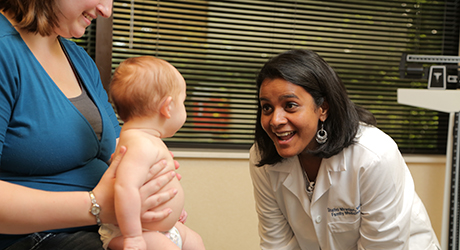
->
[0, 42, 19, 161]
[249, 145, 301, 250]
[357, 143, 413, 249]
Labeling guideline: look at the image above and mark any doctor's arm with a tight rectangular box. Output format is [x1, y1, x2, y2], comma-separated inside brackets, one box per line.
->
[249, 152, 300, 250]
[357, 151, 412, 249]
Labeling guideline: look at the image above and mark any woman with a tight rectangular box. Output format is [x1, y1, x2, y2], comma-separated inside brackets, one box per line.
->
[249, 49, 440, 249]
[0, 1, 178, 249]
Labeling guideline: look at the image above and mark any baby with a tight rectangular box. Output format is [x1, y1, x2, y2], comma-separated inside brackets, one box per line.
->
[100, 56, 205, 250]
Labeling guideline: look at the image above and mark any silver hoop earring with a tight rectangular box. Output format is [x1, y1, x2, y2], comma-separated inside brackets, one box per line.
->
[316, 122, 328, 144]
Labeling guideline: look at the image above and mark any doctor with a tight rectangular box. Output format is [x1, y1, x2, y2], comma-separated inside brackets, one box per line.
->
[249, 49, 440, 250]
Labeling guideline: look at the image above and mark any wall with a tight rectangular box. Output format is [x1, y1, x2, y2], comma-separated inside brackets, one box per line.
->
[173, 149, 446, 250]
[405, 155, 446, 243]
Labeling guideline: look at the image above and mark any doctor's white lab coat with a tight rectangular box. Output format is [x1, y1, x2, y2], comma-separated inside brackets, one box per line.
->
[249, 124, 440, 250]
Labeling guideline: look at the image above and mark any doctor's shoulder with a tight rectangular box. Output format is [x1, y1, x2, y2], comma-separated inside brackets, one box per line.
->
[353, 123, 400, 156]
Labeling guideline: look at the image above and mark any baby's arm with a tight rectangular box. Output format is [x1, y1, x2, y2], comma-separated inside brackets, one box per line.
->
[114, 136, 161, 250]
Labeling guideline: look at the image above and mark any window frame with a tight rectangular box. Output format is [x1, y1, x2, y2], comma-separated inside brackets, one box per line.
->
[93, 0, 460, 154]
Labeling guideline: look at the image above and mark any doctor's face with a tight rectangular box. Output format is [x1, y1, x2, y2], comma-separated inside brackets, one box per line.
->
[259, 78, 328, 158]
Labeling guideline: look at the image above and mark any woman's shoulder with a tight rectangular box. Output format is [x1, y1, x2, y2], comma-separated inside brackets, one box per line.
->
[249, 144, 261, 167]
[0, 15, 25, 60]
[344, 123, 401, 162]
[0, 24, 26, 88]
[326, 124, 406, 175]
[0, 18, 21, 60]
[0, 13, 17, 39]
[356, 123, 398, 149]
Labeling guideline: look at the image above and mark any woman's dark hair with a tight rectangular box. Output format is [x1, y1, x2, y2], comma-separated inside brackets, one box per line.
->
[255, 49, 376, 166]
[0, 0, 60, 36]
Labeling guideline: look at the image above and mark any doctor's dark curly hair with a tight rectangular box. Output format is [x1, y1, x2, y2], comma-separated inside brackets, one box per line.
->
[254, 49, 376, 166]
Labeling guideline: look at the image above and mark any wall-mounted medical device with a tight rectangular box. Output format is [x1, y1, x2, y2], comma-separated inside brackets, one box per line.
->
[399, 54, 460, 89]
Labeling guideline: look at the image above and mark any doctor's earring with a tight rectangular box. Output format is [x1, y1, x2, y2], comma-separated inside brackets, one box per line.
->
[316, 122, 328, 144]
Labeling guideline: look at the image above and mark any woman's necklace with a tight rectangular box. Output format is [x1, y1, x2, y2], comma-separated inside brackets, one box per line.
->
[306, 176, 316, 193]
[302, 169, 316, 193]
[300, 161, 316, 199]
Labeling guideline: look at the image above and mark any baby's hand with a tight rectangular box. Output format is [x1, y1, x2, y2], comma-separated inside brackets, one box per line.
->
[178, 209, 188, 224]
[124, 236, 146, 250]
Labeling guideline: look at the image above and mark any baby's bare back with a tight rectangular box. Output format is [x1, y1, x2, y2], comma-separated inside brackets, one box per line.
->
[117, 130, 185, 232]
[144, 136, 184, 232]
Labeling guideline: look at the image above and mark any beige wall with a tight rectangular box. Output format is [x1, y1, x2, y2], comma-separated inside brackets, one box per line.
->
[405, 155, 446, 243]
[173, 149, 446, 250]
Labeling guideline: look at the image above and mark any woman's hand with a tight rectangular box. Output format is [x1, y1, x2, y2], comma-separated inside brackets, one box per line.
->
[139, 160, 178, 223]
[93, 146, 178, 225]
[138, 152, 181, 223]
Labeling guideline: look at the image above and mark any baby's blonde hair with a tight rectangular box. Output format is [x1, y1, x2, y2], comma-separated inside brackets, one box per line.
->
[110, 56, 182, 121]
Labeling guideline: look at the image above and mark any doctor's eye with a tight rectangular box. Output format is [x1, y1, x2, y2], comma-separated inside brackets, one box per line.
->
[261, 104, 272, 114]
[285, 102, 298, 111]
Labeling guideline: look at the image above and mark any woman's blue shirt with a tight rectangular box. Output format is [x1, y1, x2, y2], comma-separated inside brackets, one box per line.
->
[0, 13, 121, 248]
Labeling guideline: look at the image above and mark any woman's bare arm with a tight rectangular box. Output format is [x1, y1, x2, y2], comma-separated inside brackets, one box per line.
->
[0, 181, 95, 234]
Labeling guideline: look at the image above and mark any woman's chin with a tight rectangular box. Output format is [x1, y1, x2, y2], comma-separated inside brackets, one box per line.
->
[275, 148, 298, 159]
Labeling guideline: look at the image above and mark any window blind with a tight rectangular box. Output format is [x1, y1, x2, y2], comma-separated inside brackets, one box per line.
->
[72, 23, 97, 60]
[111, 0, 460, 153]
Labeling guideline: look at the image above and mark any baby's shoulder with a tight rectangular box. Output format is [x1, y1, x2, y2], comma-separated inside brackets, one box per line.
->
[120, 131, 166, 153]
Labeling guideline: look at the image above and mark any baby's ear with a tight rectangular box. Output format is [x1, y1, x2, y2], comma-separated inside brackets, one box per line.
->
[159, 96, 173, 119]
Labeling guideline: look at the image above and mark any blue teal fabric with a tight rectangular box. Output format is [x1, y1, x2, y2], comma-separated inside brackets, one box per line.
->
[0, 13, 121, 249]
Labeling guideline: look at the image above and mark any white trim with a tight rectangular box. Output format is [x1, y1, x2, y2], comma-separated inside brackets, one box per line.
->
[402, 154, 446, 164]
[170, 148, 250, 159]
[171, 148, 446, 164]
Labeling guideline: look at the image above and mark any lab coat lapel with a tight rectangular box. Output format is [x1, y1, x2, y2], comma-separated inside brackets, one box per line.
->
[311, 150, 347, 205]
[267, 152, 347, 217]
[269, 156, 313, 216]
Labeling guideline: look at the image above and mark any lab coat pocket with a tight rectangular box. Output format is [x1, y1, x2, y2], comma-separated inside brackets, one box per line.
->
[327, 217, 360, 250]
